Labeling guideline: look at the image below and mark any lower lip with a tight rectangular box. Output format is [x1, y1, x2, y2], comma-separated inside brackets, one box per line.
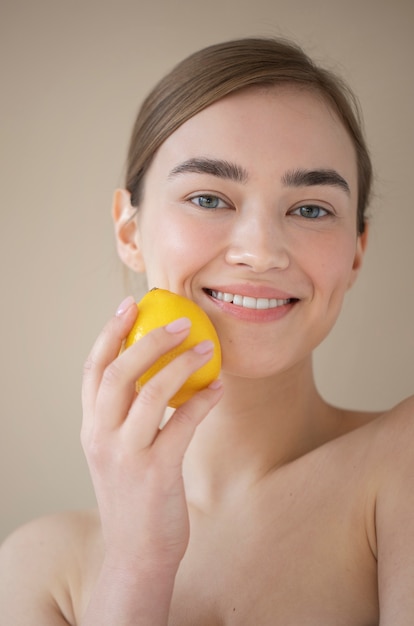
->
[205, 292, 297, 322]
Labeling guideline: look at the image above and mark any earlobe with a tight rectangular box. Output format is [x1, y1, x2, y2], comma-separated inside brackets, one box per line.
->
[348, 225, 369, 289]
[112, 188, 146, 273]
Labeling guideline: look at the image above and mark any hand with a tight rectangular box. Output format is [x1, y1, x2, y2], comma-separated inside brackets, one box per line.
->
[81, 296, 223, 574]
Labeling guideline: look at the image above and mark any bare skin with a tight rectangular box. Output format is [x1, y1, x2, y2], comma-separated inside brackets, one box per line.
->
[2, 370, 414, 625]
[1, 88, 414, 625]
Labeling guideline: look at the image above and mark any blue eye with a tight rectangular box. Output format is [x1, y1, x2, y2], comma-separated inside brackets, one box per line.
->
[292, 205, 329, 219]
[190, 194, 226, 209]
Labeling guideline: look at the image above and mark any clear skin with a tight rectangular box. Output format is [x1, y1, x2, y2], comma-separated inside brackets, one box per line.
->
[1, 86, 414, 625]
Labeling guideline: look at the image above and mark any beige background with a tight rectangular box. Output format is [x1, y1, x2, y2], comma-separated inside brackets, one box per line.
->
[1, 0, 413, 541]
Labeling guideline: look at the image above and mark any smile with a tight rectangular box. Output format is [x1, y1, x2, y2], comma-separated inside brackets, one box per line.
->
[206, 289, 292, 310]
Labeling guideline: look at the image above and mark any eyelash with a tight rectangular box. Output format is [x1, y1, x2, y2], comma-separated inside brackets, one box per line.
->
[290, 204, 331, 219]
[188, 194, 333, 219]
[189, 194, 230, 210]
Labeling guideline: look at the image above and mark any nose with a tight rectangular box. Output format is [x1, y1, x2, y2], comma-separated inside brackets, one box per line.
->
[224, 212, 290, 272]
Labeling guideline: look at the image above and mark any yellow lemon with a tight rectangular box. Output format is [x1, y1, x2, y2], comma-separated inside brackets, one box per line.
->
[124, 288, 221, 408]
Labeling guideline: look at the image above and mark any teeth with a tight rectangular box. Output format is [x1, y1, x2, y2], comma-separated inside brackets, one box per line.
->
[210, 290, 290, 309]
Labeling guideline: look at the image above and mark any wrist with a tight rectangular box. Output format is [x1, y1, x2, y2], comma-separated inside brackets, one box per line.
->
[103, 552, 180, 586]
[81, 557, 177, 626]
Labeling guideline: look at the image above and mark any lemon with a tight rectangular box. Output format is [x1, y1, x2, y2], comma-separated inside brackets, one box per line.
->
[124, 288, 221, 408]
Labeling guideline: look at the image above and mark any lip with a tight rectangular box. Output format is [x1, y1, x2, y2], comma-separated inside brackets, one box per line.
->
[203, 285, 299, 322]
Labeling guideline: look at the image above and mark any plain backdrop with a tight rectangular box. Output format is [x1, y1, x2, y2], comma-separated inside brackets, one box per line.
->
[1, 0, 413, 541]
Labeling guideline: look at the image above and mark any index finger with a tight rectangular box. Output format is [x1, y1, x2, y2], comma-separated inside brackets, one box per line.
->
[81, 297, 138, 424]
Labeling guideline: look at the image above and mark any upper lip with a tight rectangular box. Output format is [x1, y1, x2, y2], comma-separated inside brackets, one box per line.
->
[203, 284, 298, 301]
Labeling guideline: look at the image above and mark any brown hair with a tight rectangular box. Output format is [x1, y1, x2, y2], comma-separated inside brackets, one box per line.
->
[126, 37, 372, 234]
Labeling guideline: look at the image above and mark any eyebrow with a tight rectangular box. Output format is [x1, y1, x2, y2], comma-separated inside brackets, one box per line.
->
[168, 158, 350, 196]
[168, 157, 248, 183]
[282, 168, 351, 195]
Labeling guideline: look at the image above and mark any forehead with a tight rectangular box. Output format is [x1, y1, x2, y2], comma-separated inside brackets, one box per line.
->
[148, 86, 358, 190]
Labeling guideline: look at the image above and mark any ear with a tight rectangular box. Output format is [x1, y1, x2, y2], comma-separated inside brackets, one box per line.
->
[347, 225, 369, 289]
[112, 188, 146, 273]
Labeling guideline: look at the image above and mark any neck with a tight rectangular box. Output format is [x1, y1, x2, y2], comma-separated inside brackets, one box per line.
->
[183, 357, 338, 509]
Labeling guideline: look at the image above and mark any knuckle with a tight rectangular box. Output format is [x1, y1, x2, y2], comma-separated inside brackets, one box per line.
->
[180, 350, 202, 370]
[142, 327, 170, 353]
[137, 379, 163, 407]
[82, 355, 97, 378]
[83, 431, 110, 467]
[101, 361, 124, 388]
[172, 405, 194, 429]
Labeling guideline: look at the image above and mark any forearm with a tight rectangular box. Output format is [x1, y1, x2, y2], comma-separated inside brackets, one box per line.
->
[80, 559, 176, 626]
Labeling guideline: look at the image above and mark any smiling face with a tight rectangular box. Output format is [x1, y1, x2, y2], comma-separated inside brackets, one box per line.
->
[114, 86, 366, 377]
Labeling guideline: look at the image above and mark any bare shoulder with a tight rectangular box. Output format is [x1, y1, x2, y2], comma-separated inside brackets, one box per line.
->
[364, 393, 414, 501]
[362, 394, 414, 464]
[333, 395, 414, 495]
[0, 509, 102, 625]
[376, 393, 414, 428]
[336, 394, 414, 456]
[359, 395, 414, 622]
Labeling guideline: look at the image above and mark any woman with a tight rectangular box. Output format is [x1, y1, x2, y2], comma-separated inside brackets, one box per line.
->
[1, 37, 413, 625]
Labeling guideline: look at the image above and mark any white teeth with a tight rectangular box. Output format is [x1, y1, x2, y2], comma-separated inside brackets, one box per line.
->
[242, 296, 256, 309]
[257, 297, 273, 309]
[210, 290, 290, 309]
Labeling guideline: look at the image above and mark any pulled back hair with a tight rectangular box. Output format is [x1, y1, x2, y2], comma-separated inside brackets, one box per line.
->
[126, 37, 372, 234]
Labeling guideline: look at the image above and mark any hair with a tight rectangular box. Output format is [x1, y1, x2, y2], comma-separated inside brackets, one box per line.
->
[125, 37, 372, 234]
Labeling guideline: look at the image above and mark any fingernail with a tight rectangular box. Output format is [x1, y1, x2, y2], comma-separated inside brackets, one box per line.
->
[116, 295, 135, 316]
[165, 317, 192, 333]
[193, 340, 214, 354]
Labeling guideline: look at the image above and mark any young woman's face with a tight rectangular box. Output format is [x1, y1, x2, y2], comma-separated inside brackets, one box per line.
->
[119, 87, 366, 377]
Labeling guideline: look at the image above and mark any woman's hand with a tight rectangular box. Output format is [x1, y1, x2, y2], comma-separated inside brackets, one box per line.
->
[81, 295, 223, 575]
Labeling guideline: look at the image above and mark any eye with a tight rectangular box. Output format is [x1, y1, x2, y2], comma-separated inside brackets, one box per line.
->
[189, 194, 228, 210]
[291, 204, 330, 219]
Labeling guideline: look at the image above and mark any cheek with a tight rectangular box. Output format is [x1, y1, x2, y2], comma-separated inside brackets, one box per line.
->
[166, 218, 214, 262]
[140, 213, 216, 284]
[308, 234, 358, 288]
